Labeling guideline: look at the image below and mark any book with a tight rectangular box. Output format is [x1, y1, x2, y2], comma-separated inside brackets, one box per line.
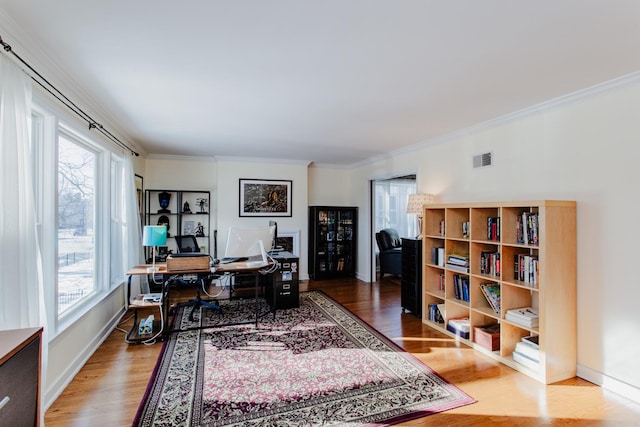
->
[521, 335, 539, 348]
[515, 341, 540, 361]
[512, 350, 539, 370]
[506, 307, 539, 328]
[480, 283, 501, 313]
[445, 263, 469, 273]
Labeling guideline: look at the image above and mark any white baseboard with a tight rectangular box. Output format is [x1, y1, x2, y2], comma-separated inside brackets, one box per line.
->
[578, 364, 640, 404]
[43, 307, 126, 410]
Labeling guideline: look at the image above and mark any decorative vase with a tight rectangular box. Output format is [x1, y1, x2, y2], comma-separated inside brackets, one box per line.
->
[158, 191, 171, 213]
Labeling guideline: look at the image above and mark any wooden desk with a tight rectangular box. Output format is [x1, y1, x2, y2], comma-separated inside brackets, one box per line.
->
[125, 261, 273, 342]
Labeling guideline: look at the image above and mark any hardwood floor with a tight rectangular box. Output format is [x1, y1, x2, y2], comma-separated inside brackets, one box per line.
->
[45, 277, 640, 426]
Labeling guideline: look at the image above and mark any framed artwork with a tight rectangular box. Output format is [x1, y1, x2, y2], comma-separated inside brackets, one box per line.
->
[239, 179, 292, 217]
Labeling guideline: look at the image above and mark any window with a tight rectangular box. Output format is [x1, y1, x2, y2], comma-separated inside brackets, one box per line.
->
[57, 133, 97, 314]
[31, 99, 130, 335]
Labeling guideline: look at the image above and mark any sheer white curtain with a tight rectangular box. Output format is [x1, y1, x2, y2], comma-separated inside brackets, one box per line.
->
[374, 177, 417, 238]
[0, 54, 47, 424]
[0, 54, 46, 330]
[123, 155, 146, 298]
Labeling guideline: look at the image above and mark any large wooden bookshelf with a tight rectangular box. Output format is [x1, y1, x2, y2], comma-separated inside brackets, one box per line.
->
[422, 200, 576, 384]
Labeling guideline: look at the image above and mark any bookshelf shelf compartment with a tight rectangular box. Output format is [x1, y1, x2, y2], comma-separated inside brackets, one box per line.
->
[422, 200, 576, 384]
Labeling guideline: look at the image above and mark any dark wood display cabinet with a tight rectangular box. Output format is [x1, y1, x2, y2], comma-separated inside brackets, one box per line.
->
[308, 206, 357, 280]
[401, 238, 422, 316]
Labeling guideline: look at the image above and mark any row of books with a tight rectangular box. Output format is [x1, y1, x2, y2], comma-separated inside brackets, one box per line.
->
[487, 216, 500, 241]
[462, 221, 470, 239]
[480, 283, 501, 313]
[505, 306, 539, 328]
[427, 303, 445, 323]
[453, 274, 470, 302]
[514, 254, 539, 286]
[517, 212, 539, 245]
[431, 247, 445, 267]
[512, 335, 540, 370]
[480, 250, 500, 277]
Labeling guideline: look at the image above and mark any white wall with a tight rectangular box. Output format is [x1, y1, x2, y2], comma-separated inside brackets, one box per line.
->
[216, 159, 310, 279]
[349, 78, 640, 401]
[308, 166, 353, 206]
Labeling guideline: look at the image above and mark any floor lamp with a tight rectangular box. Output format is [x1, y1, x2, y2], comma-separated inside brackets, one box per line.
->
[143, 225, 167, 273]
[406, 194, 434, 239]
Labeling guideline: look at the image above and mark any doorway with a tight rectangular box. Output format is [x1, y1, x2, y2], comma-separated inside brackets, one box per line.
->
[370, 175, 417, 281]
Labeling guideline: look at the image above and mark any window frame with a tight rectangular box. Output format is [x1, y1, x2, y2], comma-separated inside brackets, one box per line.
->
[31, 99, 127, 337]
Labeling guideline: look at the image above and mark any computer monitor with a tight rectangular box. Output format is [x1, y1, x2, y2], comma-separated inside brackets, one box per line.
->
[224, 225, 275, 262]
[269, 220, 278, 251]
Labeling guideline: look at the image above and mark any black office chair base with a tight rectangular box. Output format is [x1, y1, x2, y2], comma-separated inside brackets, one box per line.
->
[172, 289, 221, 322]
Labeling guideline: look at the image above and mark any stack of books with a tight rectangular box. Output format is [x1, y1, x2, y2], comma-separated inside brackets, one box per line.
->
[446, 317, 470, 339]
[505, 307, 539, 328]
[446, 253, 469, 273]
[512, 335, 540, 370]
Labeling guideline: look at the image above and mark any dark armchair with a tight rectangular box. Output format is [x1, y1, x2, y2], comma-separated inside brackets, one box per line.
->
[375, 228, 402, 279]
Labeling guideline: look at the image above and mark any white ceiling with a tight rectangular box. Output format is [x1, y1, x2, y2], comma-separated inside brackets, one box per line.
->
[1, 1, 639, 166]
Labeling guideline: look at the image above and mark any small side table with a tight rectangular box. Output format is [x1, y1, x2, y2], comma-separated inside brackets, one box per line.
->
[126, 294, 163, 344]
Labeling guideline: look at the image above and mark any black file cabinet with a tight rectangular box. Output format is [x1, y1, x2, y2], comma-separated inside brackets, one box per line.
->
[265, 251, 300, 310]
[401, 238, 422, 316]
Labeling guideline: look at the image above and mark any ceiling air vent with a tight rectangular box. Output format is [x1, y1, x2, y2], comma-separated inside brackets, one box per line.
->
[473, 152, 492, 168]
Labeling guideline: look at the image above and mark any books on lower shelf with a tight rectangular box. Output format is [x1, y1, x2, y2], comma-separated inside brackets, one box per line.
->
[427, 303, 445, 323]
[480, 283, 501, 313]
[513, 335, 540, 370]
[505, 307, 539, 328]
[446, 317, 470, 339]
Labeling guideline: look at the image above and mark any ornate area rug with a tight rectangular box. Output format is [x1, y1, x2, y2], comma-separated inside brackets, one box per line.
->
[133, 291, 475, 426]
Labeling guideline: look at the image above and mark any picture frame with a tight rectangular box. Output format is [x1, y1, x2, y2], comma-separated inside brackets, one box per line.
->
[135, 174, 143, 213]
[239, 179, 292, 217]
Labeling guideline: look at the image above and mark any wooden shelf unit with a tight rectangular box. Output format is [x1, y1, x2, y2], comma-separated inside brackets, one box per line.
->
[422, 200, 576, 384]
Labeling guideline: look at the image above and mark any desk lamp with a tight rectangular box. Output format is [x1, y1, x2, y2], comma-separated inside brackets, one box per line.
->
[406, 193, 434, 239]
[143, 225, 167, 272]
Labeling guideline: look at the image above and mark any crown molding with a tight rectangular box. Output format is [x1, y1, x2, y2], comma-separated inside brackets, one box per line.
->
[146, 154, 216, 162]
[214, 156, 312, 166]
[353, 71, 640, 169]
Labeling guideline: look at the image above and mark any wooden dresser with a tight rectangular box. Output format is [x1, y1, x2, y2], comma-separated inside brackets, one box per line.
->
[0, 327, 43, 426]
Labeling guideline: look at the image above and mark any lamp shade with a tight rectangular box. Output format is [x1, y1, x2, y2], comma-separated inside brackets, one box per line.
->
[142, 225, 167, 247]
[406, 193, 434, 215]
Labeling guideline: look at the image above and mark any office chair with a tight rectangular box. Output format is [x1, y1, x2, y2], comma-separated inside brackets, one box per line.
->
[171, 235, 221, 321]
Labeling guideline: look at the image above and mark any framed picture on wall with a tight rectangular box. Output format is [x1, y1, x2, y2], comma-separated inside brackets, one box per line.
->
[239, 179, 292, 217]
